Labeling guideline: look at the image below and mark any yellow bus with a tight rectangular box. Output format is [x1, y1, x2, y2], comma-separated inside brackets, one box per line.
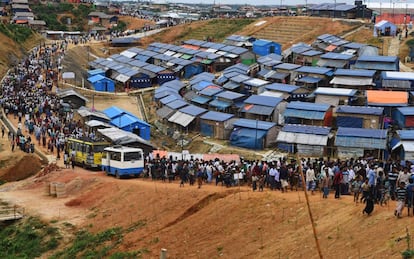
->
[65, 138, 110, 169]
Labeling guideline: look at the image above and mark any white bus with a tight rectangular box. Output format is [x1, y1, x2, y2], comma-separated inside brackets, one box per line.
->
[102, 146, 145, 178]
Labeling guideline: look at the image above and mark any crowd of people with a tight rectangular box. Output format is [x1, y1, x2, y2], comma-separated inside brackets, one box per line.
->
[0, 41, 86, 163]
[144, 155, 414, 218]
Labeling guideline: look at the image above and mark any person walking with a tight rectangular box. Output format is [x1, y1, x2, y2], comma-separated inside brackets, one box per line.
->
[395, 182, 407, 218]
[333, 169, 343, 199]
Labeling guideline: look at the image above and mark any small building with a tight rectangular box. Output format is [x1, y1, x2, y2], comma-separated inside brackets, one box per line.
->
[224, 35, 255, 48]
[310, 3, 357, 19]
[274, 63, 302, 84]
[276, 124, 332, 156]
[230, 118, 277, 150]
[77, 107, 111, 123]
[334, 127, 387, 159]
[252, 39, 282, 56]
[200, 111, 235, 140]
[354, 56, 399, 72]
[330, 69, 375, 89]
[336, 105, 383, 129]
[380, 72, 414, 90]
[393, 107, 414, 129]
[210, 90, 245, 113]
[366, 90, 408, 116]
[259, 83, 301, 100]
[103, 106, 151, 140]
[317, 52, 354, 69]
[284, 101, 333, 126]
[257, 53, 283, 70]
[294, 66, 334, 88]
[242, 78, 270, 95]
[87, 75, 115, 92]
[56, 89, 88, 109]
[240, 95, 284, 123]
[311, 87, 358, 107]
[374, 20, 397, 37]
[391, 130, 414, 161]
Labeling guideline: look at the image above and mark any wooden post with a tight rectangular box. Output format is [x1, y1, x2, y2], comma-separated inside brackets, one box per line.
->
[160, 248, 167, 259]
[297, 153, 323, 259]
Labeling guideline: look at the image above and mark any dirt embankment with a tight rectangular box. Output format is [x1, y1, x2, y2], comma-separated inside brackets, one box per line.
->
[0, 154, 42, 182]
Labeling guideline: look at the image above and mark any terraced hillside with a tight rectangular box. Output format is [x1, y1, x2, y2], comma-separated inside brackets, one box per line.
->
[242, 17, 362, 50]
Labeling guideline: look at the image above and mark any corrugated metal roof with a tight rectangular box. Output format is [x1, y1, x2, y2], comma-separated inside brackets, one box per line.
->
[398, 130, 414, 140]
[179, 105, 207, 116]
[334, 69, 375, 77]
[192, 80, 213, 91]
[168, 111, 195, 127]
[317, 59, 348, 68]
[156, 106, 175, 119]
[281, 124, 331, 135]
[98, 127, 152, 146]
[277, 131, 329, 146]
[381, 71, 414, 80]
[336, 127, 387, 138]
[336, 105, 383, 115]
[265, 83, 299, 93]
[354, 61, 398, 71]
[335, 135, 386, 149]
[233, 118, 276, 130]
[244, 78, 269, 87]
[287, 101, 330, 111]
[244, 95, 282, 107]
[200, 111, 234, 121]
[330, 76, 374, 86]
[161, 79, 185, 91]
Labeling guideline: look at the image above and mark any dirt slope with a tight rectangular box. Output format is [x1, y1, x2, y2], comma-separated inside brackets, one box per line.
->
[0, 168, 411, 259]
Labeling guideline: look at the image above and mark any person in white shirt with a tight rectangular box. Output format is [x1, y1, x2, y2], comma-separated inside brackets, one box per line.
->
[306, 164, 316, 194]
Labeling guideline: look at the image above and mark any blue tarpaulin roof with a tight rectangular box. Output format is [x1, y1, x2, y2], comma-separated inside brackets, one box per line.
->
[209, 99, 232, 109]
[192, 95, 211, 105]
[287, 101, 330, 111]
[343, 42, 366, 49]
[336, 127, 387, 138]
[301, 50, 323, 56]
[320, 52, 353, 60]
[337, 105, 383, 115]
[265, 83, 299, 93]
[241, 104, 275, 115]
[282, 124, 331, 135]
[233, 118, 276, 130]
[284, 109, 326, 120]
[358, 56, 398, 62]
[87, 74, 112, 83]
[200, 111, 234, 121]
[161, 79, 185, 91]
[103, 106, 126, 119]
[244, 95, 282, 107]
[334, 69, 375, 77]
[295, 66, 333, 75]
[398, 130, 414, 140]
[276, 63, 302, 70]
[111, 114, 139, 128]
[179, 105, 207, 116]
[160, 94, 181, 105]
[223, 81, 240, 90]
[397, 107, 414, 116]
[192, 80, 214, 91]
[166, 99, 188, 109]
[215, 91, 244, 100]
[199, 85, 223, 96]
[296, 76, 323, 84]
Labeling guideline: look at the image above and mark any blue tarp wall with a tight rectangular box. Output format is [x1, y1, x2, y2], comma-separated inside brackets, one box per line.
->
[336, 116, 363, 128]
[184, 64, 204, 79]
[157, 73, 176, 85]
[130, 75, 152, 88]
[93, 78, 115, 92]
[229, 127, 267, 150]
